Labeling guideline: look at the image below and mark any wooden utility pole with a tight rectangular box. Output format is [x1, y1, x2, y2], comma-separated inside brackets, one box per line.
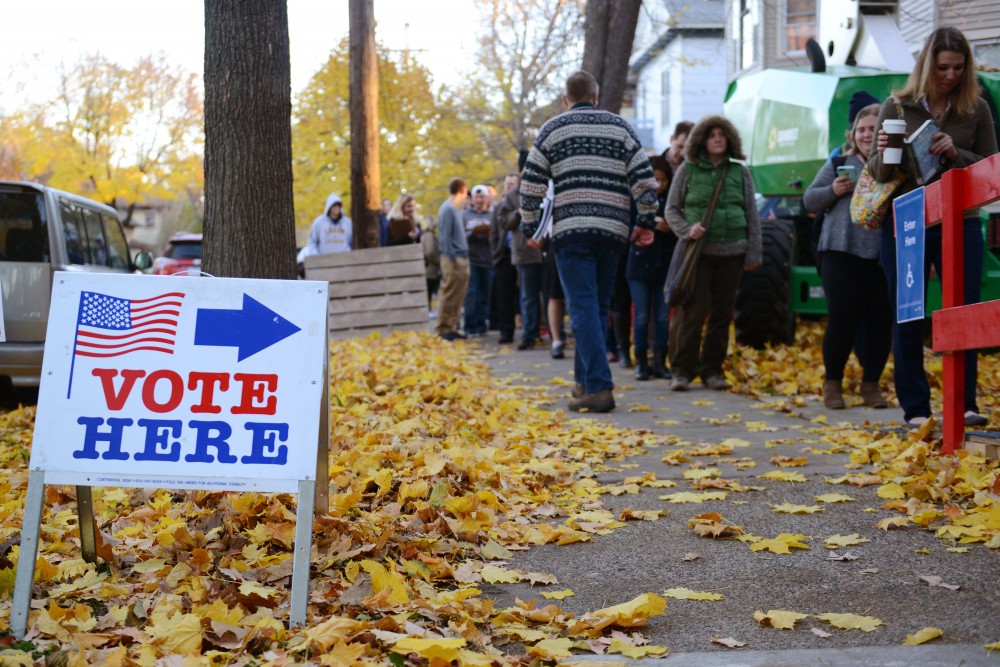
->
[349, 0, 381, 249]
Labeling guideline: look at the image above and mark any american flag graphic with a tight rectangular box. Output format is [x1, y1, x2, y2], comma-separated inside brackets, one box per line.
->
[74, 291, 185, 358]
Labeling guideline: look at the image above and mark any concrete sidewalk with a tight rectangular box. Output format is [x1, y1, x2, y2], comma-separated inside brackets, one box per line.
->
[467, 332, 1000, 664]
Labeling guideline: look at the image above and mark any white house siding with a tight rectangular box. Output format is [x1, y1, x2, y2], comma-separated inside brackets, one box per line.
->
[939, 0, 1000, 65]
[635, 35, 726, 153]
[898, 0, 935, 52]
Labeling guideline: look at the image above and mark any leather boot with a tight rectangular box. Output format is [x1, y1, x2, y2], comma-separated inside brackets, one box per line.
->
[823, 379, 845, 409]
[611, 311, 632, 368]
[860, 381, 888, 409]
[653, 349, 671, 379]
[634, 354, 650, 381]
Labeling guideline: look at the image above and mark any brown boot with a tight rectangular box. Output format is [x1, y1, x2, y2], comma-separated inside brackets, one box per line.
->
[860, 381, 888, 409]
[823, 379, 845, 409]
[568, 389, 616, 413]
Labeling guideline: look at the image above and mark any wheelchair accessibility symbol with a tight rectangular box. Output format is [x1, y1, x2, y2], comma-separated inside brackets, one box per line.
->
[905, 263, 915, 289]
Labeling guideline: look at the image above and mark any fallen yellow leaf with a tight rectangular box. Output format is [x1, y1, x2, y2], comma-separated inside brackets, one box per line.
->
[903, 627, 943, 646]
[815, 612, 884, 632]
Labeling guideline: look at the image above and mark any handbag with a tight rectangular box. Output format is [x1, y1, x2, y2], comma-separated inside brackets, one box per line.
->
[849, 98, 907, 230]
[665, 164, 730, 307]
[849, 166, 906, 230]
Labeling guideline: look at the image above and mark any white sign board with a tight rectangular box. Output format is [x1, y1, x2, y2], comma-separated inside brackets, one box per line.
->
[31, 272, 328, 493]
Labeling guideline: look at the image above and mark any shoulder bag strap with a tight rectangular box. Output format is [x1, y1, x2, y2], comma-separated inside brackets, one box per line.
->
[700, 163, 731, 231]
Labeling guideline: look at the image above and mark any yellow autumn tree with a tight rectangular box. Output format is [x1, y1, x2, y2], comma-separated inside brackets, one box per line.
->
[1, 53, 203, 225]
[291, 38, 509, 238]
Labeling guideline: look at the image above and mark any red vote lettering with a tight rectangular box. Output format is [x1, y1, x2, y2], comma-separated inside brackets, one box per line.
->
[188, 372, 230, 414]
[141, 370, 185, 413]
[92, 369, 147, 411]
[231, 373, 278, 415]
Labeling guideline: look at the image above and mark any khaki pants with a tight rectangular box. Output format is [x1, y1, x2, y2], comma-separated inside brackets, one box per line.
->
[436, 256, 470, 335]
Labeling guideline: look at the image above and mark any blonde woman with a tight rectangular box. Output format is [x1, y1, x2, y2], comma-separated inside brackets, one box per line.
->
[805, 103, 891, 409]
[386, 194, 419, 246]
[868, 27, 997, 428]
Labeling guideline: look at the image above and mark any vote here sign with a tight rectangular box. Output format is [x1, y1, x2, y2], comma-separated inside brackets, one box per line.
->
[30, 272, 328, 493]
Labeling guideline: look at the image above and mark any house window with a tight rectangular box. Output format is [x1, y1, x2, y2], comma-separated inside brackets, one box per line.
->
[735, 0, 756, 70]
[785, 0, 816, 53]
[660, 70, 671, 127]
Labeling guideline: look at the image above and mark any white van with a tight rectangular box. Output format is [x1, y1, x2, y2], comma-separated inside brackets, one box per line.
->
[0, 181, 153, 392]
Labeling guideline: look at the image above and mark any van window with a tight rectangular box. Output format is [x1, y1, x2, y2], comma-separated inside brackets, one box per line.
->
[59, 199, 88, 265]
[0, 191, 49, 262]
[101, 212, 130, 270]
[80, 207, 110, 267]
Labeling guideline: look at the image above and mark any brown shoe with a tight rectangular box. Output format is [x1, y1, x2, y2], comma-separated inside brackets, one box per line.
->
[860, 381, 888, 409]
[571, 383, 585, 399]
[670, 375, 691, 391]
[568, 389, 615, 413]
[703, 375, 732, 391]
[823, 379, 845, 409]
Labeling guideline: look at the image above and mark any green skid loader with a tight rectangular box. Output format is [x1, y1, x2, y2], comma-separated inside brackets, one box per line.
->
[723, 62, 1000, 349]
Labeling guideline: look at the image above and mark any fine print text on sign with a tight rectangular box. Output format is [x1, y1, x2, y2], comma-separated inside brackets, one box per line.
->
[32, 272, 329, 493]
[892, 187, 926, 324]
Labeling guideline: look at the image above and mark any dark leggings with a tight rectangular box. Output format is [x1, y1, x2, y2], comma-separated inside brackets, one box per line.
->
[819, 251, 892, 382]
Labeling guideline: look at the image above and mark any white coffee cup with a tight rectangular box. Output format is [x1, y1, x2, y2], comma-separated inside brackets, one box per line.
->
[882, 119, 907, 165]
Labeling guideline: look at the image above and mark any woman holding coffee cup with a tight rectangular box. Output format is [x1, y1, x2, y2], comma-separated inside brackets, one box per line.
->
[868, 26, 997, 428]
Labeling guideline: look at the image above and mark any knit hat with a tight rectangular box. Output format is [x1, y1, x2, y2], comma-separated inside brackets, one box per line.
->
[848, 91, 881, 124]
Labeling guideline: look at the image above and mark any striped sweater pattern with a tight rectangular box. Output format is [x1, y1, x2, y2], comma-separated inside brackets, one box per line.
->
[519, 104, 658, 249]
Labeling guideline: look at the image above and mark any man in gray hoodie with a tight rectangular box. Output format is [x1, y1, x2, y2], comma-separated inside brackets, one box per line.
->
[306, 193, 353, 256]
[436, 178, 471, 340]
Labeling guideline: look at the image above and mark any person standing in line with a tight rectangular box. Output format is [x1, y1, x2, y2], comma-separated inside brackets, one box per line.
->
[421, 214, 441, 316]
[661, 121, 694, 179]
[490, 174, 521, 344]
[666, 115, 762, 391]
[497, 156, 546, 350]
[436, 178, 472, 341]
[628, 155, 676, 381]
[804, 103, 891, 410]
[307, 193, 353, 256]
[520, 70, 659, 413]
[463, 184, 495, 336]
[386, 194, 421, 246]
[869, 26, 997, 428]
[378, 198, 392, 246]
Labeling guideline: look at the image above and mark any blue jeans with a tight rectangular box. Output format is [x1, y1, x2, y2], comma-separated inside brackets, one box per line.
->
[463, 265, 494, 334]
[556, 242, 621, 394]
[517, 263, 544, 342]
[628, 278, 669, 354]
[880, 216, 982, 421]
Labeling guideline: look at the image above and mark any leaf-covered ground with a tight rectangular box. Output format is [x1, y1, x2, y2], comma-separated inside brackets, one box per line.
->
[0, 325, 997, 665]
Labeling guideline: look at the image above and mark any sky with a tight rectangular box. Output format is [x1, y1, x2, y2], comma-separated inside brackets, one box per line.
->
[1, 0, 479, 111]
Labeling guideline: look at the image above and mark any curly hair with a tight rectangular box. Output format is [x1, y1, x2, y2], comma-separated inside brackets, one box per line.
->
[684, 115, 746, 163]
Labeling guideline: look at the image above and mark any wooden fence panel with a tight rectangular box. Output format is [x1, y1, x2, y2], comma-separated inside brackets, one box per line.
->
[304, 244, 429, 339]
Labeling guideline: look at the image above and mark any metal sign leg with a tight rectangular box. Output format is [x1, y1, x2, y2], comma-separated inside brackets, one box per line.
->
[290, 479, 315, 627]
[76, 485, 97, 563]
[11, 470, 46, 639]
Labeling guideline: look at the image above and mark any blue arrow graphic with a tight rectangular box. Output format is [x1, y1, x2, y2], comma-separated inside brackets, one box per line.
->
[194, 293, 301, 361]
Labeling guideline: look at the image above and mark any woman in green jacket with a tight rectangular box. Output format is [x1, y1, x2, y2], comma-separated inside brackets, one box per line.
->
[665, 115, 762, 391]
[869, 27, 997, 428]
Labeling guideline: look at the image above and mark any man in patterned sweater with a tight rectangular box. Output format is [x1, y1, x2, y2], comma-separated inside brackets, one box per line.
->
[519, 70, 658, 413]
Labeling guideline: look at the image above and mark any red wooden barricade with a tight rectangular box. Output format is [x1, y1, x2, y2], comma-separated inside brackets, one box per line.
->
[925, 152, 1000, 454]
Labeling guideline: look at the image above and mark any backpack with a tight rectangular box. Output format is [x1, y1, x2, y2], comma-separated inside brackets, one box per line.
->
[809, 155, 847, 270]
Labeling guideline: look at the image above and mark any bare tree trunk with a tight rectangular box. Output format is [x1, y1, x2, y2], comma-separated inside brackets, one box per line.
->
[349, 0, 381, 250]
[203, 0, 296, 279]
[581, 0, 609, 83]
[582, 0, 641, 115]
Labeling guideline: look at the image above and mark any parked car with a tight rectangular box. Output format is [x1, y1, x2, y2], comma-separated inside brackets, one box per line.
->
[0, 181, 153, 393]
[152, 233, 203, 276]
